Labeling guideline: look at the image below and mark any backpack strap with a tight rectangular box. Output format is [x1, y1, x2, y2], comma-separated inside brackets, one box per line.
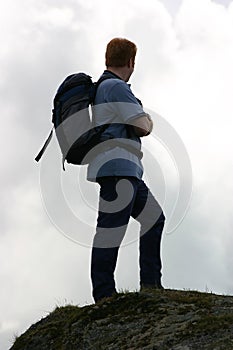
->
[35, 128, 53, 162]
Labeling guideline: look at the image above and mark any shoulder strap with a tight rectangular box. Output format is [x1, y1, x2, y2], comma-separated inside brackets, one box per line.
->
[92, 74, 113, 102]
[91, 74, 114, 127]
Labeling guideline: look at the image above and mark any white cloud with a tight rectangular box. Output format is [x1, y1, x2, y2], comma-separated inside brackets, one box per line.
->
[35, 6, 75, 28]
[0, 0, 233, 348]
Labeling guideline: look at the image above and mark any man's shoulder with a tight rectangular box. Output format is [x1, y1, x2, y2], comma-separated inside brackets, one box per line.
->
[100, 78, 132, 98]
[96, 71, 137, 104]
[99, 77, 126, 90]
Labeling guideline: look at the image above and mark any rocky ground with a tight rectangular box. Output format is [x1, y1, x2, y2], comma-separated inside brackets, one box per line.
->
[10, 289, 233, 350]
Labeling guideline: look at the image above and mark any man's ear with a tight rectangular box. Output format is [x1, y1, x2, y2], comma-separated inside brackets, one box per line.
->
[128, 57, 135, 68]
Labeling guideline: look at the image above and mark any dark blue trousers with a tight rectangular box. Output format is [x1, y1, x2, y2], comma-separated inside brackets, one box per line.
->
[91, 176, 165, 302]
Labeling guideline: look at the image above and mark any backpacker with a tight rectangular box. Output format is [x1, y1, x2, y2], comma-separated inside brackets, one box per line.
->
[35, 73, 111, 169]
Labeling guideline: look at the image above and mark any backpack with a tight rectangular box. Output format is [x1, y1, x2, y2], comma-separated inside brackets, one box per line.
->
[35, 73, 111, 169]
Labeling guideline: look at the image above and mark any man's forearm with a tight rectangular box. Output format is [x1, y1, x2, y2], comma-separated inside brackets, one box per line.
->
[133, 114, 153, 137]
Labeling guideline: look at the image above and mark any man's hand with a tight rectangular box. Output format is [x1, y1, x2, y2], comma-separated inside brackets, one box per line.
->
[132, 114, 153, 137]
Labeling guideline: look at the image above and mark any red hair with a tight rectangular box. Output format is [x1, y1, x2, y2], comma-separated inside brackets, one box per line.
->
[105, 38, 137, 67]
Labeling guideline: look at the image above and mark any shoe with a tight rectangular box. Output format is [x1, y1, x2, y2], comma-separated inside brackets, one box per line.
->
[95, 291, 117, 303]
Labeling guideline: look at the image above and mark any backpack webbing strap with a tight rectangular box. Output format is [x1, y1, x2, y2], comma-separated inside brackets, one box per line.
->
[35, 128, 53, 162]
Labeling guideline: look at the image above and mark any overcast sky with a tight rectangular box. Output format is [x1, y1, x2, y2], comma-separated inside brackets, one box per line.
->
[1, 0, 233, 349]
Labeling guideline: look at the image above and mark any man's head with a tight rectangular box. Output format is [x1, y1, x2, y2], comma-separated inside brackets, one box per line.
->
[105, 38, 137, 81]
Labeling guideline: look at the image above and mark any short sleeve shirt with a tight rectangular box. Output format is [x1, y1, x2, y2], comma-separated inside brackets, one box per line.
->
[87, 70, 145, 182]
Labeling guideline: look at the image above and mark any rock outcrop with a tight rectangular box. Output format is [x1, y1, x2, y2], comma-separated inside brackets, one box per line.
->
[10, 289, 233, 349]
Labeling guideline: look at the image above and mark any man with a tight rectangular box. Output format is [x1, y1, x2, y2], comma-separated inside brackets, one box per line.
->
[87, 38, 165, 303]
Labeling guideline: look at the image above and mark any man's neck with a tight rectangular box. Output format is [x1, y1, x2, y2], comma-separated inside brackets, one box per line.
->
[106, 67, 131, 82]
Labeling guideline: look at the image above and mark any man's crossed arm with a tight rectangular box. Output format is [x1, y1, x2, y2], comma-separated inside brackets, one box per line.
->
[132, 114, 153, 137]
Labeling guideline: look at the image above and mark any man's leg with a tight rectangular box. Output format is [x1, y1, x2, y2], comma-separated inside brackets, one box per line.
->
[131, 179, 165, 289]
[91, 177, 137, 302]
[91, 245, 119, 302]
